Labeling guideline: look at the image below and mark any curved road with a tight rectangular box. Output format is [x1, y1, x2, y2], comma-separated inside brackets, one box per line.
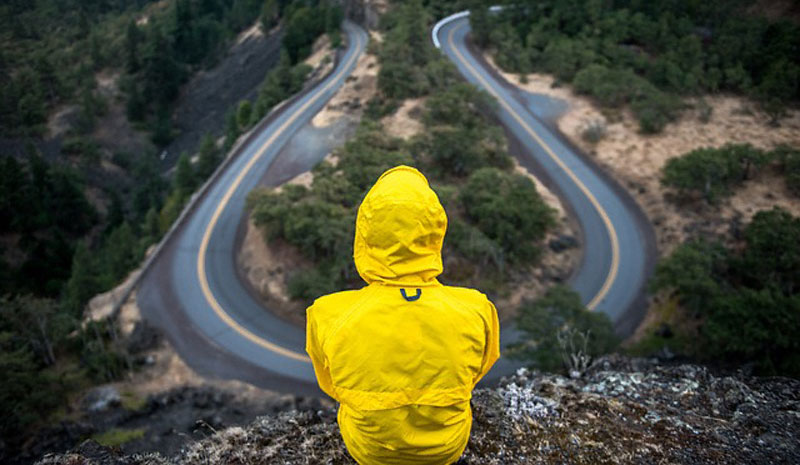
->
[138, 17, 655, 395]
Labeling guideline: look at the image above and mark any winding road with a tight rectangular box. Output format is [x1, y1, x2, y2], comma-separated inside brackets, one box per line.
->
[137, 16, 655, 395]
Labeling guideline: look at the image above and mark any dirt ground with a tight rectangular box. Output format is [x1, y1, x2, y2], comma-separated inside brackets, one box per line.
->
[311, 43, 379, 127]
[380, 97, 426, 139]
[485, 54, 800, 257]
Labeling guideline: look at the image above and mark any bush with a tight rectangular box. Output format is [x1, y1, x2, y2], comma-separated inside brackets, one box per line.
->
[652, 208, 800, 376]
[580, 119, 607, 143]
[772, 145, 800, 197]
[237, 100, 253, 130]
[661, 144, 767, 203]
[460, 168, 556, 263]
[631, 88, 682, 133]
[513, 285, 618, 372]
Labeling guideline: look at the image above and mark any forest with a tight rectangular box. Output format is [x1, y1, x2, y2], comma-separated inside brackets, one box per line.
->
[470, 0, 800, 130]
[0, 0, 341, 451]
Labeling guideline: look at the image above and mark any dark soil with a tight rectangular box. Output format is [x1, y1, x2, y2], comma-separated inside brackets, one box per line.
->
[161, 27, 284, 169]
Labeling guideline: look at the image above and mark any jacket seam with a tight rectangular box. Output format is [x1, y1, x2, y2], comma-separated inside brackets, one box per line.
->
[321, 285, 380, 355]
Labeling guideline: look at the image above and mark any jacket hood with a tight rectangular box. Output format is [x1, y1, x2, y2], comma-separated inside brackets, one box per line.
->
[353, 166, 447, 286]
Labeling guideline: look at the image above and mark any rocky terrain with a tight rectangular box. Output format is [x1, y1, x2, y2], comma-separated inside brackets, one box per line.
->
[35, 355, 800, 464]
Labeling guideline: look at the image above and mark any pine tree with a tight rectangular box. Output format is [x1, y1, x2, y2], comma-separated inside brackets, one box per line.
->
[125, 19, 142, 73]
[261, 0, 279, 31]
[196, 133, 220, 180]
[174, 151, 196, 200]
[63, 242, 98, 317]
[224, 109, 240, 150]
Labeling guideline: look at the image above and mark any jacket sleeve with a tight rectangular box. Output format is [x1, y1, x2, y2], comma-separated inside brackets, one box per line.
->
[474, 299, 500, 386]
[305, 305, 337, 399]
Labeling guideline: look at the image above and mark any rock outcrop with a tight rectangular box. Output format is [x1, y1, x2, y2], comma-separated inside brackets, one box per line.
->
[36, 355, 800, 464]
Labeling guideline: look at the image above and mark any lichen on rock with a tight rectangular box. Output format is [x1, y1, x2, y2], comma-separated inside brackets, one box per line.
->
[36, 356, 800, 464]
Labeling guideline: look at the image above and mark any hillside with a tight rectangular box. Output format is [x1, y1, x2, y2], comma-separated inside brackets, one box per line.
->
[36, 355, 800, 464]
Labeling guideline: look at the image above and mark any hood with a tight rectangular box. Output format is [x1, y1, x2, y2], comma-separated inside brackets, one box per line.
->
[353, 166, 447, 286]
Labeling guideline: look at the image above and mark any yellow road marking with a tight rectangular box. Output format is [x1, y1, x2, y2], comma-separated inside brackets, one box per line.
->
[197, 31, 365, 363]
[447, 24, 620, 310]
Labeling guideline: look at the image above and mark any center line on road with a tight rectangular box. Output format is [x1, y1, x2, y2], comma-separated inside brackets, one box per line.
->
[196, 28, 365, 363]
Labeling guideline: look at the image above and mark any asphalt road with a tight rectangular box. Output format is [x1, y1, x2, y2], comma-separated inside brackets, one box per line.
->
[137, 16, 656, 394]
[138, 21, 367, 394]
[436, 15, 655, 328]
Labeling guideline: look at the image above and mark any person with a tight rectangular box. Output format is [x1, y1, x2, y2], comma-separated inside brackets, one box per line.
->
[305, 165, 500, 465]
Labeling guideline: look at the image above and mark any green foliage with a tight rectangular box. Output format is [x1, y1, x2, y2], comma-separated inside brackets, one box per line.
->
[224, 108, 241, 150]
[651, 239, 730, 316]
[414, 82, 510, 179]
[0, 333, 65, 442]
[481, 0, 800, 130]
[653, 208, 800, 376]
[573, 64, 681, 133]
[0, 153, 96, 297]
[0, 295, 72, 366]
[661, 144, 770, 203]
[196, 133, 221, 180]
[253, 49, 312, 123]
[261, 0, 279, 31]
[376, 0, 437, 100]
[773, 145, 800, 197]
[237, 100, 253, 129]
[174, 152, 197, 201]
[513, 285, 618, 372]
[283, 3, 331, 63]
[460, 168, 556, 263]
[92, 427, 146, 447]
[468, 0, 492, 48]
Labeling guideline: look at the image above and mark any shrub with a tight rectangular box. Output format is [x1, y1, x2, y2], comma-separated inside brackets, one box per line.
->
[661, 144, 767, 203]
[652, 208, 800, 376]
[580, 119, 607, 143]
[237, 100, 253, 130]
[513, 285, 618, 372]
[772, 145, 800, 197]
[460, 168, 556, 263]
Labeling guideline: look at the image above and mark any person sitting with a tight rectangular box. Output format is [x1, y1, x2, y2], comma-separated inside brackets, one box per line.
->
[306, 165, 500, 465]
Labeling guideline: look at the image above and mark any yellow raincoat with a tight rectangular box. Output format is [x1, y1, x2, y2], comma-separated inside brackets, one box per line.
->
[306, 166, 500, 465]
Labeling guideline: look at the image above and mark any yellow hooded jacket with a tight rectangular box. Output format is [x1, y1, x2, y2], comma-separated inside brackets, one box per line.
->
[305, 166, 500, 465]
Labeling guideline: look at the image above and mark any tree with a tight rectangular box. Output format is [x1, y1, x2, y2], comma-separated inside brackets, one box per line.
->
[513, 285, 618, 372]
[151, 105, 174, 146]
[651, 208, 800, 376]
[224, 108, 240, 150]
[0, 295, 71, 366]
[283, 6, 324, 63]
[141, 25, 182, 105]
[63, 242, 99, 316]
[124, 19, 142, 73]
[661, 146, 744, 203]
[237, 100, 253, 129]
[651, 239, 729, 316]
[0, 333, 65, 442]
[468, 0, 491, 48]
[261, 0, 279, 31]
[174, 152, 196, 200]
[101, 222, 139, 285]
[773, 145, 800, 197]
[736, 207, 800, 296]
[196, 133, 220, 180]
[144, 207, 161, 240]
[460, 168, 556, 263]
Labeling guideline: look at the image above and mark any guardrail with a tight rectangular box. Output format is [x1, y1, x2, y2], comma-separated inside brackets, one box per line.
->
[431, 6, 502, 49]
[101, 28, 352, 323]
